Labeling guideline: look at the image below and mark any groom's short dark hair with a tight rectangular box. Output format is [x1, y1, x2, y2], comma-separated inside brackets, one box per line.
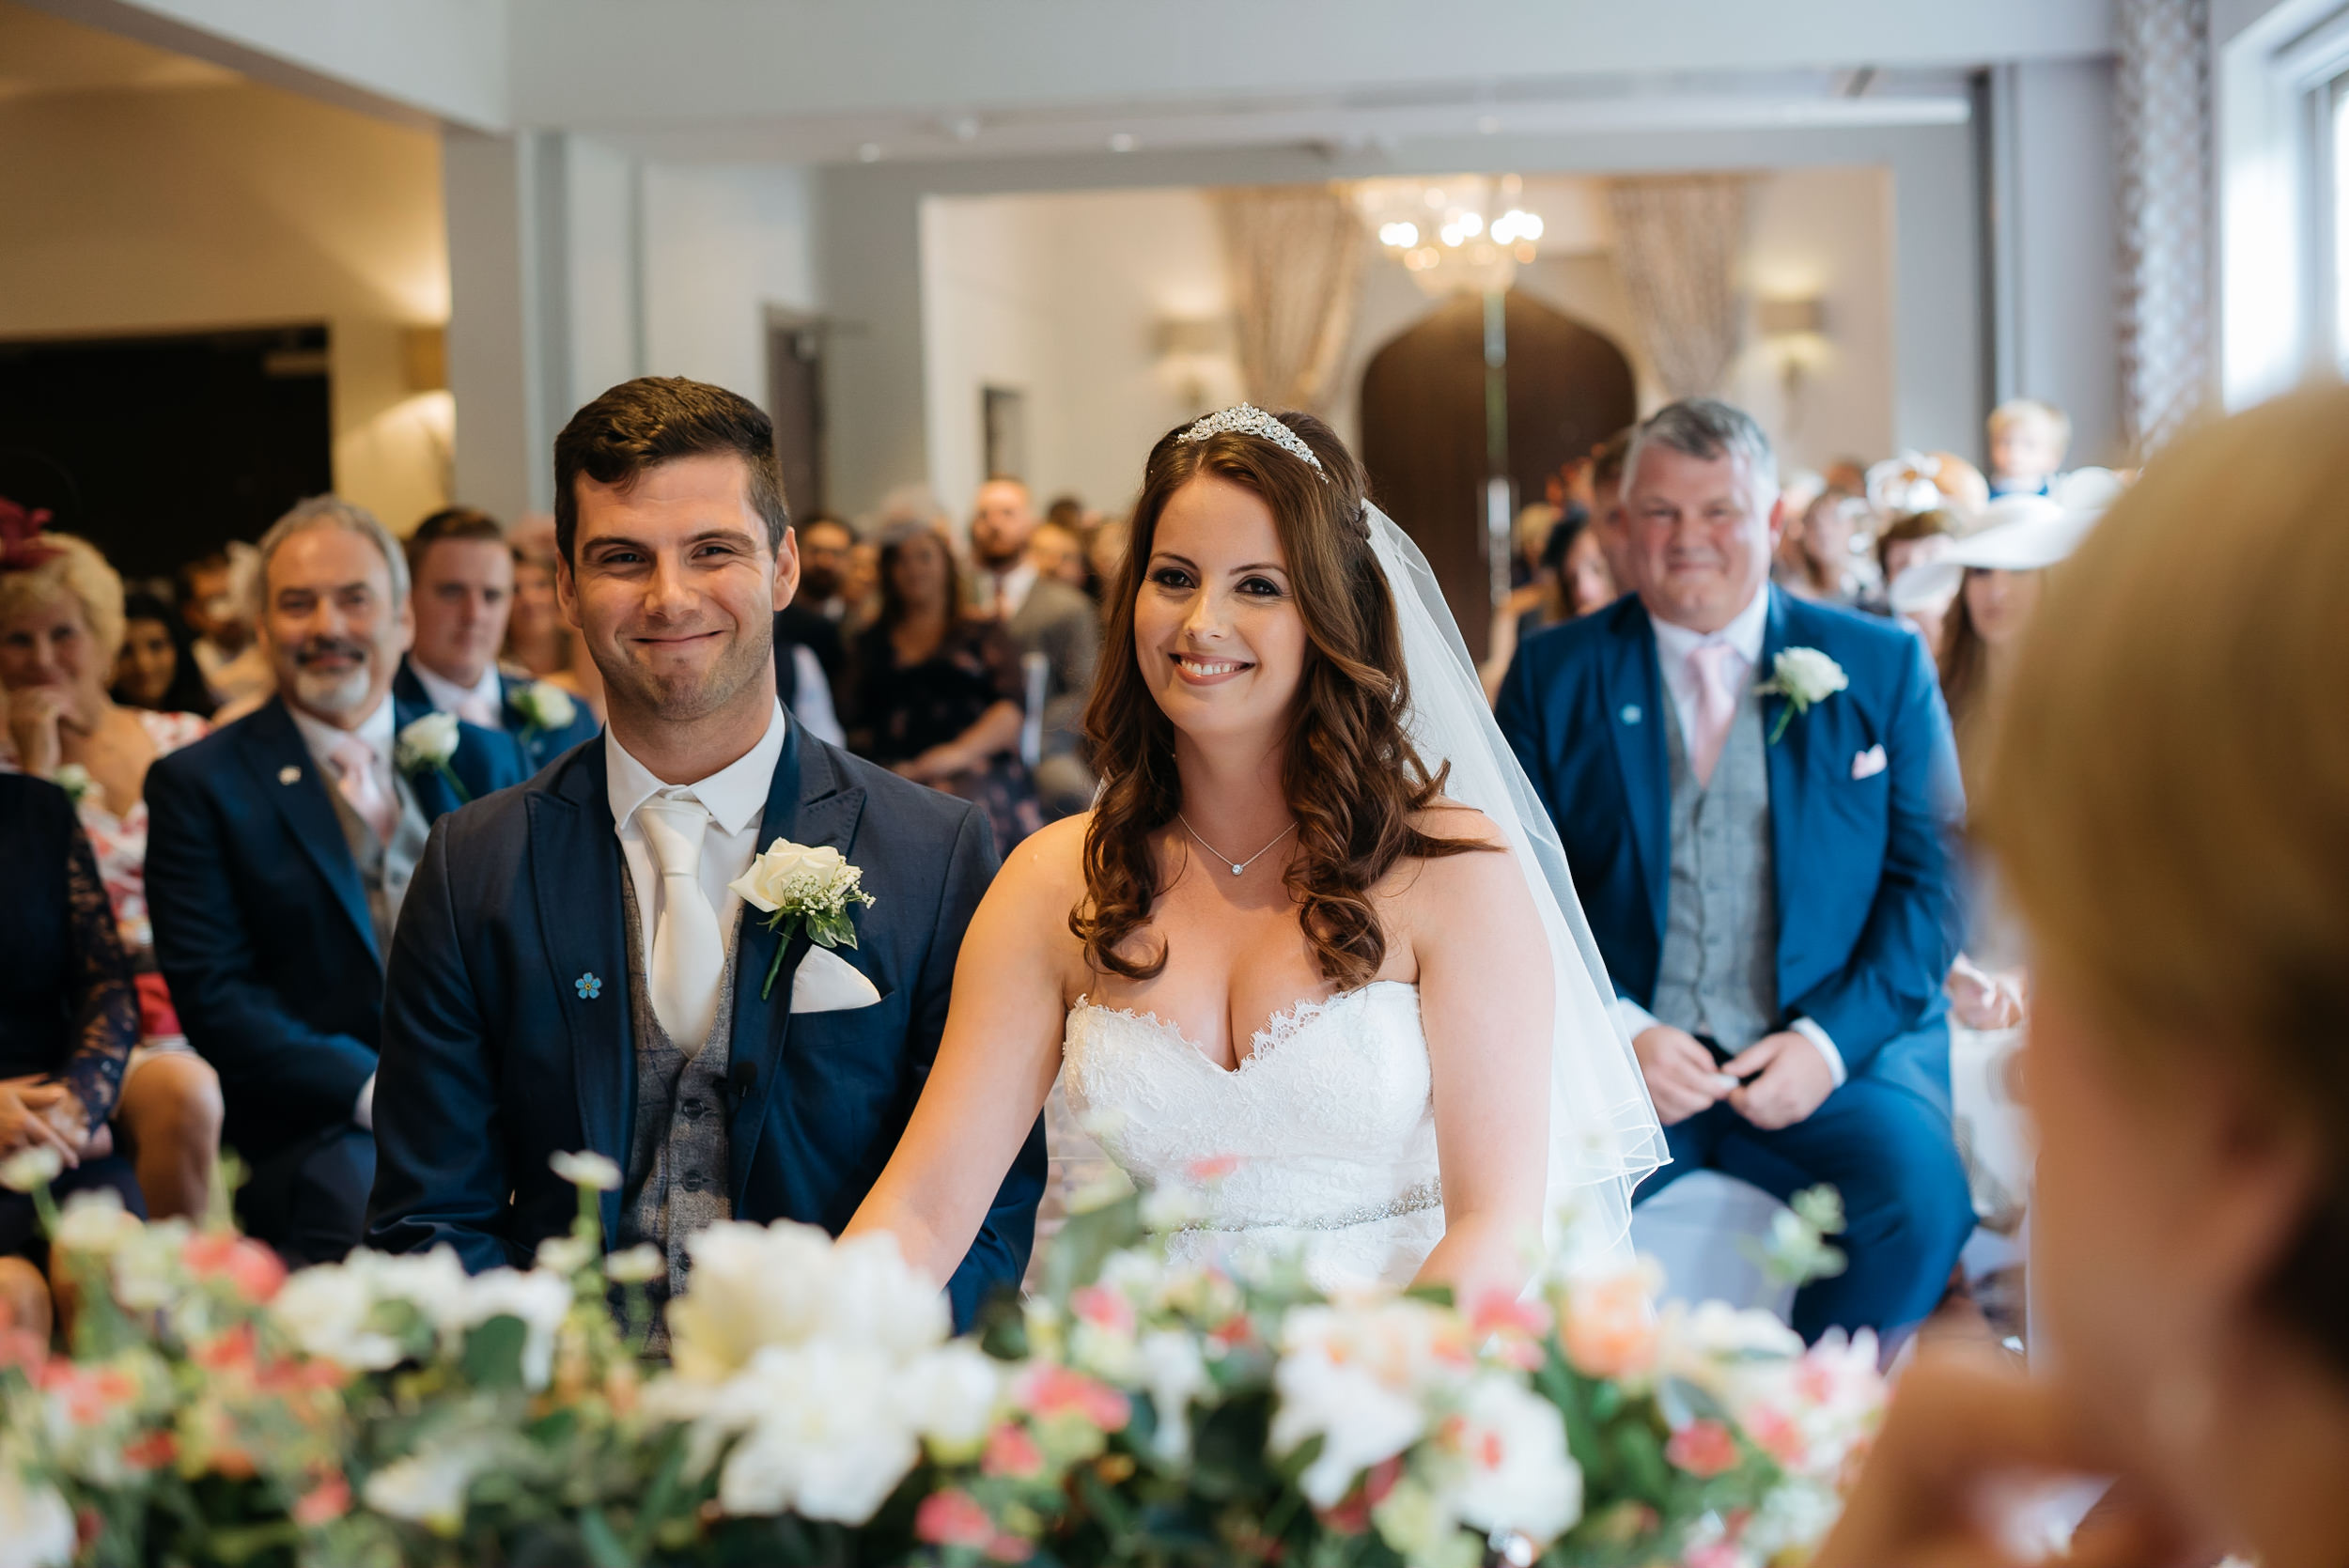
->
[553, 377, 790, 562]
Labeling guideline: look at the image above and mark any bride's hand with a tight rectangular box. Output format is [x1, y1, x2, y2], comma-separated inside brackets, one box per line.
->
[1816, 1347, 2186, 1568]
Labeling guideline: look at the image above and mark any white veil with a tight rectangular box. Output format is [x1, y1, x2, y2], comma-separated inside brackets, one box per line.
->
[1361, 503, 1666, 1271]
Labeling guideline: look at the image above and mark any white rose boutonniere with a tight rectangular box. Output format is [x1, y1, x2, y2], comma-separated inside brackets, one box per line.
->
[728, 838, 878, 1000]
[510, 679, 578, 741]
[1754, 647, 1848, 744]
[50, 763, 97, 807]
[394, 710, 471, 801]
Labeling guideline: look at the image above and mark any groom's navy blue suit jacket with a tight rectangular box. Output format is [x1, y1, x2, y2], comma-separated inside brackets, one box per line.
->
[365, 723, 1046, 1330]
[147, 694, 521, 1166]
[1497, 587, 1966, 1096]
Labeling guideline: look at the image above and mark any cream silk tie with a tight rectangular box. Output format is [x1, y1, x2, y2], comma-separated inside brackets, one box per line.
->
[327, 733, 397, 845]
[1686, 641, 1742, 788]
[636, 792, 724, 1054]
[454, 691, 501, 729]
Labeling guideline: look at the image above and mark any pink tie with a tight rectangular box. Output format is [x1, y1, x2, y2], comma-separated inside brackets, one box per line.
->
[328, 734, 397, 845]
[1685, 642, 1741, 787]
[455, 692, 500, 729]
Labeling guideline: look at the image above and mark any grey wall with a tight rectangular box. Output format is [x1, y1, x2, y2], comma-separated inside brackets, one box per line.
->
[816, 123, 1986, 515]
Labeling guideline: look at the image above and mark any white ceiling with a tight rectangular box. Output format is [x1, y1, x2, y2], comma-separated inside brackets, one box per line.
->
[19, 0, 2109, 162]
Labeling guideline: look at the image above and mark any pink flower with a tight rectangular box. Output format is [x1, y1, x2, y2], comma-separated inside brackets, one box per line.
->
[985, 1534, 1034, 1563]
[1561, 1270, 1658, 1381]
[182, 1233, 287, 1303]
[1070, 1284, 1136, 1337]
[120, 1431, 176, 1470]
[1015, 1364, 1132, 1431]
[1743, 1405, 1808, 1467]
[981, 1421, 1046, 1480]
[292, 1470, 350, 1526]
[1684, 1541, 1748, 1568]
[915, 1488, 996, 1549]
[1315, 1455, 1404, 1535]
[1665, 1419, 1740, 1479]
[1184, 1155, 1242, 1184]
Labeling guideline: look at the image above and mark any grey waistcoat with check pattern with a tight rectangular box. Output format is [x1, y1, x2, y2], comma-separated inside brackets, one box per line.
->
[323, 767, 429, 956]
[614, 867, 741, 1350]
[1648, 675, 1781, 1055]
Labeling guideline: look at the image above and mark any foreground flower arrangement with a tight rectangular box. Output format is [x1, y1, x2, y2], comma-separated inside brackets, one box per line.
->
[0, 1149, 1879, 1568]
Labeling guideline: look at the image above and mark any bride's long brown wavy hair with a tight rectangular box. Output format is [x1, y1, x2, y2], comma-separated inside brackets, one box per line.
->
[1073, 410, 1490, 990]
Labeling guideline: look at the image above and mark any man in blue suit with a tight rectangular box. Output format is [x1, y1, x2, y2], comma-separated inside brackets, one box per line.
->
[367, 377, 1043, 1333]
[1498, 399, 1972, 1339]
[148, 497, 522, 1264]
[391, 505, 600, 775]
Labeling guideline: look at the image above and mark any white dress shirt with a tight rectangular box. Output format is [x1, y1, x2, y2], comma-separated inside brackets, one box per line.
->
[606, 700, 790, 985]
[412, 660, 505, 730]
[288, 693, 401, 1128]
[1612, 587, 1846, 1085]
[972, 560, 1038, 618]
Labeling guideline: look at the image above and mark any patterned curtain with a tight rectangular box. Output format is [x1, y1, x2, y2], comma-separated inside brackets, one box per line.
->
[2116, 0, 2214, 458]
[1210, 184, 1365, 416]
[1606, 175, 1754, 399]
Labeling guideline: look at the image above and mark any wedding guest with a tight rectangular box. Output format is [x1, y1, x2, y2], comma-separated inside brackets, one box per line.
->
[395, 506, 600, 773]
[773, 516, 848, 712]
[1584, 428, 1638, 595]
[791, 515, 857, 632]
[1499, 398, 1970, 1340]
[0, 530, 222, 1221]
[177, 547, 271, 713]
[1863, 508, 1961, 652]
[847, 522, 1043, 849]
[1028, 519, 1090, 592]
[0, 775, 141, 1340]
[843, 539, 881, 629]
[112, 592, 214, 717]
[368, 375, 1042, 1334]
[1778, 490, 1872, 607]
[504, 517, 605, 722]
[1817, 386, 2349, 1568]
[1481, 506, 1617, 703]
[965, 476, 1099, 817]
[146, 497, 522, 1264]
[1985, 397, 2071, 499]
[1084, 517, 1129, 604]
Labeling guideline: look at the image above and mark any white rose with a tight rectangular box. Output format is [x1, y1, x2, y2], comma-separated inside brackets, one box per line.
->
[728, 840, 817, 913]
[513, 680, 577, 731]
[0, 1147, 62, 1193]
[823, 1231, 952, 1358]
[362, 1439, 493, 1531]
[52, 1188, 141, 1257]
[50, 764, 96, 808]
[700, 1343, 924, 1524]
[438, 1266, 574, 1389]
[0, 1449, 75, 1568]
[110, 1218, 193, 1312]
[1137, 1328, 1210, 1460]
[1768, 647, 1849, 706]
[666, 1220, 840, 1380]
[1437, 1373, 1582, 1544]
[1269, 1320, 1430, 1506]
[549, 1149, 621, 1190]
[903, 1342, 1003, 1452]
[395, 710, 461, 770]
[272, 1262, 404, 1371]
[604, 1244, 664, 1284]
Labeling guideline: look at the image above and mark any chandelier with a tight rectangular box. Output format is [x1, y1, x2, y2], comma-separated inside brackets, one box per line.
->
[1353, 174, 1546, 296]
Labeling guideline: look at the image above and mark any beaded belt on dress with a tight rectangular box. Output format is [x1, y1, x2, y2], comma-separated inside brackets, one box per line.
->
[1168, 1179, 1442, 1234]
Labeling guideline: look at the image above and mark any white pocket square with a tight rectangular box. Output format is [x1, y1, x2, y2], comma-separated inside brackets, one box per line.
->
[1850, 744, 1889, 781]
[789, 945, 882, 1014]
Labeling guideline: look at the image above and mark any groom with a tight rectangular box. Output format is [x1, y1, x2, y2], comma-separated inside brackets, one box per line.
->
[1498, 398, 1972, 1340]
[367, 376, 1045, 1329]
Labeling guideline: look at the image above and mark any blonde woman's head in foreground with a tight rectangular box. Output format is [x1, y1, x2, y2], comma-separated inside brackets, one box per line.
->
[1981, 387, 2349, 1537]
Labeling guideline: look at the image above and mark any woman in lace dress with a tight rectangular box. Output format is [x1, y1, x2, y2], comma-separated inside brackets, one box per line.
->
[849, 410, 1657, 1304]
[0, 529, 222, 1220]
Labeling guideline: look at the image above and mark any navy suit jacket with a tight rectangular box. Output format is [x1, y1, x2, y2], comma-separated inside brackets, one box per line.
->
[393, 657, 602, 776]
[365, 722, 1046, 1331]
[146, 694, 522, 1164]
[1497, 588, 1966, 1085]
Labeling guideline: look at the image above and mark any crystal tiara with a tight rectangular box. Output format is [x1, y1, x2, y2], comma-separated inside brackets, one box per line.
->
[1175, 403, 1327, 478]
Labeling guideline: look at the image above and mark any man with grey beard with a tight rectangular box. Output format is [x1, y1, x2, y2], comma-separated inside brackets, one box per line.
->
[146, 497, 523, 1263]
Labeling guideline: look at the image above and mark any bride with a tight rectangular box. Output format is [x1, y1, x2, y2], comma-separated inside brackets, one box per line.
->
[846, 407, 1661, 1303]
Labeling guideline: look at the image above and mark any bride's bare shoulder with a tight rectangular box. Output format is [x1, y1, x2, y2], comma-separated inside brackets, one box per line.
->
[1388, 798, 1525, 918]
[1407, 797, 1509, 853]
[986, 810, 1095, 909]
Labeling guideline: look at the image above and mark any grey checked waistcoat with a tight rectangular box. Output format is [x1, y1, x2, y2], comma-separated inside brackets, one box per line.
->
[614, 868, 741, 1349]
[1649, 675, 1781, 1054]
[324, 768, 429, 956]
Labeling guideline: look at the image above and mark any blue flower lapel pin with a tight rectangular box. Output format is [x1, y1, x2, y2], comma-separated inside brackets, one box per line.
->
[575, 972, 603, 1001]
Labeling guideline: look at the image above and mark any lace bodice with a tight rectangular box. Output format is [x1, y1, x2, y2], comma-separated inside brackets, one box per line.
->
[1059, 981, 1443, 1293]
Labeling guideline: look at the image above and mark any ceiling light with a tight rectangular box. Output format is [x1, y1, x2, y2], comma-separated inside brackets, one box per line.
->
[858, 143, 884, 163]
[1378, 221, 1420, 248]
[1109, 132, 1137, 152]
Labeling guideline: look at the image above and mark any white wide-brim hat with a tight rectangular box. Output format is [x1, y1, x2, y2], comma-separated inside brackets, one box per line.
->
[1889, 492, 2099, 611]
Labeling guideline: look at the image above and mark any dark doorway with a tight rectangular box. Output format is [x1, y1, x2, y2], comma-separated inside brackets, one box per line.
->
[1359, 291, 1638, 658]
[766, 316, 827, 520]
[0, 324, 333, 582]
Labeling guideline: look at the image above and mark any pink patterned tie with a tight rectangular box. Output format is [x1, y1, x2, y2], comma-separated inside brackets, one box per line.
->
[328, 734, 397, 845]
[1685, 642, 1741, 787]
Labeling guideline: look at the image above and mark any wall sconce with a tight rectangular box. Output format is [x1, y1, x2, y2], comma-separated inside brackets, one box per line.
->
[1756, 295, 1828, 420]
[1152, 315, 1233, 412]
[402, 326, 449, 394]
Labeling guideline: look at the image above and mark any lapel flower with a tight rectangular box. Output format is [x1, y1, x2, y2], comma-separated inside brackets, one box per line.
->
[1754, 647, 1848, 744]
[394, 711, 471, 801]
[509, 679, 578, 739]
[50, 763, 97, 808]
[729, 838, 878, 1001]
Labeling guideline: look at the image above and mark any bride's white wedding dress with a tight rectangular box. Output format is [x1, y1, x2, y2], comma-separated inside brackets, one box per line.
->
[1061, 982, 1442, 1293]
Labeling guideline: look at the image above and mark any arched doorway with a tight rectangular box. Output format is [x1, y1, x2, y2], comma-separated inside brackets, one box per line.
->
[1359, 292, 1638, 658]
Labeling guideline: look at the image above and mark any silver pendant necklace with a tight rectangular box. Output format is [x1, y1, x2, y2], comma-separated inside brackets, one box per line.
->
[1175, 812, 1298, 877]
